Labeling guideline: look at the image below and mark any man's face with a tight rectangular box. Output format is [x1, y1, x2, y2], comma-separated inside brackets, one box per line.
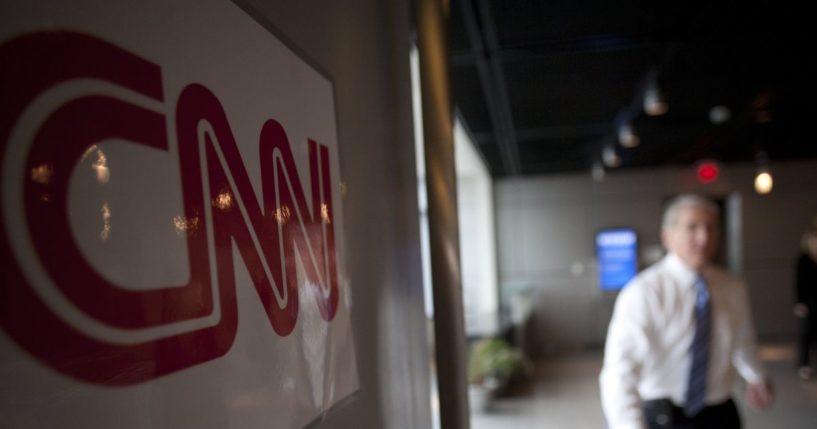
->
[662, 205, 720, 270]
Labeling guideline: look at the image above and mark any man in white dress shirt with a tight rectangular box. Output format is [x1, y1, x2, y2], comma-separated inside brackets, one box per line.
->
[600, 194, 773, 429]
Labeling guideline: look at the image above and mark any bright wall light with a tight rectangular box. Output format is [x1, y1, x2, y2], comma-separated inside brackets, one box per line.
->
[754, 169, 773, 194]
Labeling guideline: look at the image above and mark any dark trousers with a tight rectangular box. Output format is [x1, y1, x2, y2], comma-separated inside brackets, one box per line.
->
[643, 398, 741, 429]
[798, 315, 816, 367]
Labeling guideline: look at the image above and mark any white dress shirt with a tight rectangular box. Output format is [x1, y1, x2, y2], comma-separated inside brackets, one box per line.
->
[599, 253, 766, 429]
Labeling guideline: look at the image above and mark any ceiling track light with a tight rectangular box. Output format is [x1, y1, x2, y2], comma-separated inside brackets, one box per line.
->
[642, 69, 668, 116]
[709, 105, 731, 125]
[602, 145, 621, 168]
[643, 85, 668, 116]
[617, 121, 640, 148]
[754, 151, 773, 194]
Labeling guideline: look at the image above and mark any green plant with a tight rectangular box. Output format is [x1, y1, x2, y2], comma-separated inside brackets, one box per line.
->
[467, 338, 526, 386]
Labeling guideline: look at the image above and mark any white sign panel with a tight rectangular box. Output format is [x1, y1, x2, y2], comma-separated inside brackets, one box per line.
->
[0, 1, 358, 427]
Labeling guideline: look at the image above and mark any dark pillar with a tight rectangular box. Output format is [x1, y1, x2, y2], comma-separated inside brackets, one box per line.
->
[415, 0, 470, 428]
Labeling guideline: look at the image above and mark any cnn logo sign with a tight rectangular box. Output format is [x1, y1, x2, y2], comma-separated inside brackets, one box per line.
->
[0, 31, 341, 384]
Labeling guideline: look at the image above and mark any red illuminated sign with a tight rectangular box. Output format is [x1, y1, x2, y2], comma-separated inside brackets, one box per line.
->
[696, 161, 720, 184]
[0, 31, 340, 384]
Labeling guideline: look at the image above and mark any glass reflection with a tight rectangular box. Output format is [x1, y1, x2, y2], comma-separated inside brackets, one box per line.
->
[274, 206, 291, 225]
[81, 144, 98, 160]
[93, 149, 109, 184]
[212, 191, 233, 211]
[173, 215, 201, 236]
[100, 203, 111, 241]
[80, 145, 110, 183]
[320, 203, 331, 224]
[30, 163, 53, 184]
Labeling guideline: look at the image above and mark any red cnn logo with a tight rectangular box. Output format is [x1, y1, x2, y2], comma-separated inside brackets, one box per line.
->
[0, 31, 340, 384]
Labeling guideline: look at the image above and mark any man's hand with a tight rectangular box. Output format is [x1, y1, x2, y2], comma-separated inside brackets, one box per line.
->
[746, 379, 774, 411]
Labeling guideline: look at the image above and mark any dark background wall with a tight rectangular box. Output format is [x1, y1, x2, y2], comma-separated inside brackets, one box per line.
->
[496, 160, 817, 357]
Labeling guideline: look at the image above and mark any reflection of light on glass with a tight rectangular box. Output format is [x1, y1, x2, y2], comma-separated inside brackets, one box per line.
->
[320, 203, 331, 224]
[40, 194, 50, 202]
[212, 191, 233, 210]
[31, 164, 53, 184]
[100, 203, 111, 241]
[173, 215, 201, 236]
[82, 145, 98, 160]
[93, 149, 110, 183]
[274, 206, 291, 225]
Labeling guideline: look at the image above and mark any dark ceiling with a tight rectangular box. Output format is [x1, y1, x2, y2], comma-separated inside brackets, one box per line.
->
[449, 0, 815, 177]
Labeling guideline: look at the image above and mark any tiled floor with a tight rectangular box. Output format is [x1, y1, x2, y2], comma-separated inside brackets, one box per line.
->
[471, 343, 817, 429]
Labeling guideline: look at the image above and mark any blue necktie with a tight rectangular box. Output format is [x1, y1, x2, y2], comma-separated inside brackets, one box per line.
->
[685, 276, 711, 416]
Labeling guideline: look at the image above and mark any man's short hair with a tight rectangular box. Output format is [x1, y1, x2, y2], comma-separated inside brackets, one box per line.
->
[661, 194, 720, 230]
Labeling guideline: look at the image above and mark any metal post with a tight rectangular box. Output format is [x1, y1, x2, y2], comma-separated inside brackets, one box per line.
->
[415, 0, 470, 428]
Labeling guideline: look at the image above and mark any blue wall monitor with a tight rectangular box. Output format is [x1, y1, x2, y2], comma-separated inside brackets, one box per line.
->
[596, 228, 638, 291]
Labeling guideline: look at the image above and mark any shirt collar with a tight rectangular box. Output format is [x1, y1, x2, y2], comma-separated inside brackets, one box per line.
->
[664, 252, 708, 287]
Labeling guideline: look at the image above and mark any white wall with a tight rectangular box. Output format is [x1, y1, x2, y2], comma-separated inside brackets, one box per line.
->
[454, 122, 499, 337]
[496, 160, 817, 357]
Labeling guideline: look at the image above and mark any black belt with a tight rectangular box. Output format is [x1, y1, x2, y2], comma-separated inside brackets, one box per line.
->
[643, 398, 741, 429]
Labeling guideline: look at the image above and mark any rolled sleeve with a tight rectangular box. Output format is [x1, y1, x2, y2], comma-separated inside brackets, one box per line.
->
[600, 284, 651, 429]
